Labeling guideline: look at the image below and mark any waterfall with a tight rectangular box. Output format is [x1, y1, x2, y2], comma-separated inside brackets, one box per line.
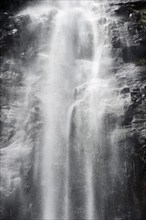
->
[17, 1, 124, 219]
[1, 0, 142, 220]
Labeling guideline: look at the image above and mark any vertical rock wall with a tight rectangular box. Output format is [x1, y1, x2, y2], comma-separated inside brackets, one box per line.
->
[113, 1, 146, 218]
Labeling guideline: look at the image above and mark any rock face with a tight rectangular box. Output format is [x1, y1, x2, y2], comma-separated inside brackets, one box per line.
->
[0, 0, 34, 12]
[0, 0, 146, 220]
[112, 1, 146, 218]
[0, 2, 42, 219]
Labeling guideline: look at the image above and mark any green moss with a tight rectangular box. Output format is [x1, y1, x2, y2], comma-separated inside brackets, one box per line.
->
[137, 58, 146, 66]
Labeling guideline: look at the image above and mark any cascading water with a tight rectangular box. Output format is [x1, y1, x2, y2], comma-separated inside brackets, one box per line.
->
[16, 1, 136, 219]
[1, 0, 142, 220]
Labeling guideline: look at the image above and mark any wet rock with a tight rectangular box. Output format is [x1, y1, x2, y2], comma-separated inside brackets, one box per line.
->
[131, 87, 142, 104]
[122, 104, 135, 126]
[15, 14, 31, 26]
[0, 0, 34, 12]
[114, 5, 132, 18]
[0, 15, 18, 56]
[113, 1, 146, 66]
[121, 87, 130, 94]
[0, 187, 23, 220]
[114, 1, 146, 12]
[0, 12, 32, 58]
[0, 122, 15, 146]
[0, 205, 8, 219]
[122, 45, 146, 62]
[129, 11, 141, 22]
[141, 84, 146, 97]
[112, 36, 122, 49]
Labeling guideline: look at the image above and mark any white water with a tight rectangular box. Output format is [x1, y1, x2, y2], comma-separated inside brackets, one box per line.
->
[17, 1, 124, 219]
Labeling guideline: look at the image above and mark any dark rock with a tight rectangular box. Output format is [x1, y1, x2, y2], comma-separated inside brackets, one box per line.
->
[112, 37, 122, 49]
[122, 104, 136, 126]
[131, 87, 142, 104]
[141, 84, 146, 97]
[121, 87, 130, 94]
[0, 205, 8, 219]
[114, 5, 132, 18]
[129, 11, 141, 22]
[0, 123, 15, 146]
[122, 45, 146, 62]
[0, 0, 34, 12]
[113, 1, 146, 11]
[0, 15, 19, 57]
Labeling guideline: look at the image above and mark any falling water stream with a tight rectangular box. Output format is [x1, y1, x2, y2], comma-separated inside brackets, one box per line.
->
[1, 0, 141, 220]
[18, 1, 123, 219]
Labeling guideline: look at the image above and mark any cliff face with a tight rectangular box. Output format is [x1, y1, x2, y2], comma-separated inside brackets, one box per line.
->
[113, 1, 146, 218]
[0, 0, 34, 12]
[0, 1, 146, 220]
[0, 2, 42, 220]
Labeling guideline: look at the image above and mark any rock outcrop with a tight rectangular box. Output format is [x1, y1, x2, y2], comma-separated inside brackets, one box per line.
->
[112, 1, 146, 218]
